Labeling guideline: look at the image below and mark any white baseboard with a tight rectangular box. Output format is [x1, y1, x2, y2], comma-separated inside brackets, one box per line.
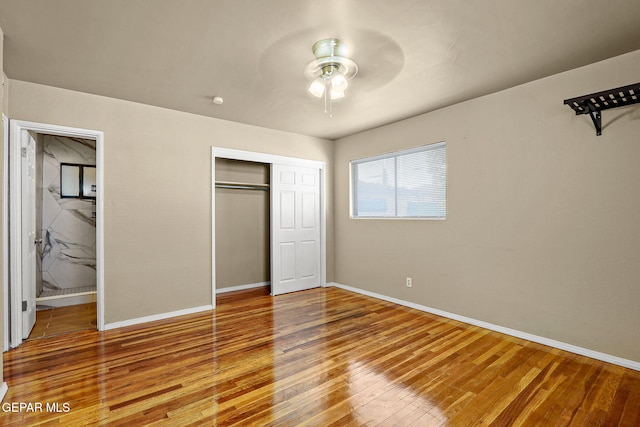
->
[104, 305, 213, 331]
[36, 294, 96, 308]
[327, 282, 640, 372]
[0, 382, 7, 403]
[216, 281, 269, 294]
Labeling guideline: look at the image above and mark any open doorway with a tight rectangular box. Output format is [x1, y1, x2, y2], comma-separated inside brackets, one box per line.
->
[28, 133, 98, 339]
[5, 120, 104, 350]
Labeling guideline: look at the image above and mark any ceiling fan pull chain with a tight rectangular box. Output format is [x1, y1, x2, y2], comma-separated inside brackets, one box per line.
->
[324, 78, 332, 117]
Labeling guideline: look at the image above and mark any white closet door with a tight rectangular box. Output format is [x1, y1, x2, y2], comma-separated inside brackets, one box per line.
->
[271, 164, 321, 295]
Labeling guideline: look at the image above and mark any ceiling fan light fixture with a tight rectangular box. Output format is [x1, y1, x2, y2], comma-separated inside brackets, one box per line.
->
[330, 88, 345, 100]
[308, 77, 326, 98]
[330, 71, 348, 92]
[304, 38, 358, 117]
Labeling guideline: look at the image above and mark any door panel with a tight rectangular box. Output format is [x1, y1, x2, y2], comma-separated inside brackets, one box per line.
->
[279, 243, 296, 281]
[280, 191, 295, 229]
[280, 170, 295, 185]
[301, 171, 316, 186]
[301, 192, 316, 228]
[271, 164, 321, 295]
[21, 131, 37, 339]
[300, 240, 317, 279]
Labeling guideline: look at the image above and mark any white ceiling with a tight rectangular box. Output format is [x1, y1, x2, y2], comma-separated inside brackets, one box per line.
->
[1, 0, 640, 140]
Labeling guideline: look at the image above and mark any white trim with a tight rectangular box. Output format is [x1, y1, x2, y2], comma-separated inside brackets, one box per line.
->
[211, 147, 327, 304]
[9, 121, 22, 348]
[0, 382, 7, 403]
[329, 282, 640, 372]
[212, 147, 324, 170]
[5, 120, 105, 349]
[320, 168, 327, 289]
[104, 305, 213, 330]
[2, 114, 9, 352]
[36, 294, 95, 307]
[216, 281, 270, 294]
[211, 151, 216, 309]
[96, 128, 105, 332]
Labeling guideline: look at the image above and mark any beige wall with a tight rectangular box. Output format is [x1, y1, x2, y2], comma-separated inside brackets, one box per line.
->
[334, 49, 640, 362]
[1, 73, 7, 113]
[215, 159, 269, 289]
[8, 80, 333, 324]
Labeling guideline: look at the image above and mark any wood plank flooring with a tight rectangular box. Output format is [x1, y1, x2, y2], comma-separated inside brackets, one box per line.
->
[28, 303, 97, 340]
[2, 287, 639, 426]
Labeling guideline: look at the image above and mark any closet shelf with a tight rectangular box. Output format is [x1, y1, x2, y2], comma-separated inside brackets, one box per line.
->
[564, 82, 640, 136]
[215, 181, 270, 191]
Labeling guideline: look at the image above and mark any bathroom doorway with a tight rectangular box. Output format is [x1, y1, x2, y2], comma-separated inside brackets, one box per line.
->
[5, 120, 104, 349]
[28, 133, 98, 339]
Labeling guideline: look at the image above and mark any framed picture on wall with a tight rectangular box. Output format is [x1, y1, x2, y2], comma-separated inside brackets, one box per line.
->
[60, 163, 96, 199]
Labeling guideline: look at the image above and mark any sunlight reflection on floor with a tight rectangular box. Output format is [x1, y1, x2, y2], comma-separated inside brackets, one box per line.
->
[346, 361, 449, 426]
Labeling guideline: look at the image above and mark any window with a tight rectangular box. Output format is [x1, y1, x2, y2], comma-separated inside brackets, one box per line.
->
[351, 142, 446, 219]
[60, 163, 97, 199]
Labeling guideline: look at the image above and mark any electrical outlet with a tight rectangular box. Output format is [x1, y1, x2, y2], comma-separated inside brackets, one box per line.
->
[406, 277, 412, 288]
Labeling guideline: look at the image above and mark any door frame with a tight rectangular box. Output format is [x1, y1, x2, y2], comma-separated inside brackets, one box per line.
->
[5, 120, 105, 348]
[2, 114, 9, 351]
[211, 147, 326, 308]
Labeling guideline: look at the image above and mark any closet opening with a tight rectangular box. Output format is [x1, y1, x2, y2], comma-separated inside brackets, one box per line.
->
[211, 146, 326, 307]
[214, 158, 271, 301]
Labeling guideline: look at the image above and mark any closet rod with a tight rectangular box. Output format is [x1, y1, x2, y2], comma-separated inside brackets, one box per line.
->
[215, 180, 270, 191]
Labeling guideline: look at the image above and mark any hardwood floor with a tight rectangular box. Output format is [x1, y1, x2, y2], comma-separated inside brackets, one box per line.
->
[28, 303, 97, 340]
[216, 285, 271, 305]
[2, 287, 639, 426]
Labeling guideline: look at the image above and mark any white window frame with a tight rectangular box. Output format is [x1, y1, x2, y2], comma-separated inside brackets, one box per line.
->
[350, 142, 446, 220]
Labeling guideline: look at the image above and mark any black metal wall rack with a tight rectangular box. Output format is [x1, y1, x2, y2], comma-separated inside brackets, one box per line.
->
[563, 82, 640, 136]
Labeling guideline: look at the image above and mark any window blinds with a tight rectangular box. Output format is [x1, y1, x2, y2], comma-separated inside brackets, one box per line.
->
[351, 142, 446, 219]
